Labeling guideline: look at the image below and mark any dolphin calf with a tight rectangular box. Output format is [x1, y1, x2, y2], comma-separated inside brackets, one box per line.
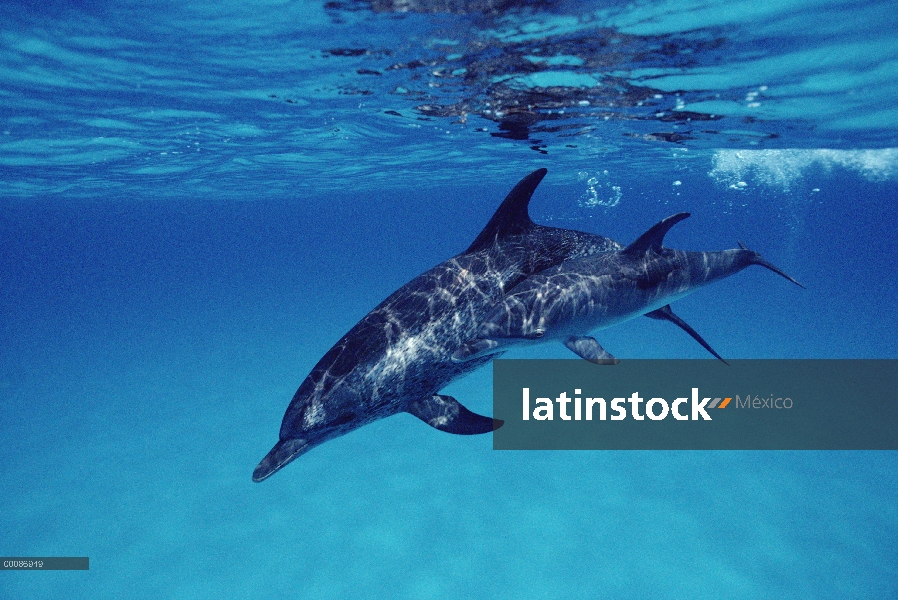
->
[253, 169, 627, 481]
[452, 212, 804, 365]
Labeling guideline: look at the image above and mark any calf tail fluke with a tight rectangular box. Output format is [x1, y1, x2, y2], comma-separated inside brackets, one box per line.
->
[738, 241, 805, 289]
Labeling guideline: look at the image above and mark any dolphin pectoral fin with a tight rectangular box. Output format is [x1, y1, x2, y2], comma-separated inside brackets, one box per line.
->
[407, 394, 503, 435]
[645, 305, 729, 365]
[451, 338, 500, 363]
[738, 241, 806, 288]
[564, 336, 619, 364]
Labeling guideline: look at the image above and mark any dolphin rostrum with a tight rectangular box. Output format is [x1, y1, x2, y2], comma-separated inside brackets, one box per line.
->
[452, 212, 804, 365]
[253, 169, 628, 481]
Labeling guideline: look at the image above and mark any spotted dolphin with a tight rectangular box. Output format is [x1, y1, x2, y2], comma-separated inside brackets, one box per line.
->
[253, 169, 631, 481]
[452, 212, 804, 365]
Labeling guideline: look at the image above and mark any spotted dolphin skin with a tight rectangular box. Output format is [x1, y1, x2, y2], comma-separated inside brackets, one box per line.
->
[452, 212, 804, 365]
[252, 169, 629, 481]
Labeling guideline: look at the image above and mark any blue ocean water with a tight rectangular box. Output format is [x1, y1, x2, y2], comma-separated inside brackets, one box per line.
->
[2, 0, 897, 597]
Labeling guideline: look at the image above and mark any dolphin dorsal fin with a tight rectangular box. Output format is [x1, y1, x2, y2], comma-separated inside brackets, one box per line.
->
[622, 212, 691, 256]
[464, 168, 545, 254]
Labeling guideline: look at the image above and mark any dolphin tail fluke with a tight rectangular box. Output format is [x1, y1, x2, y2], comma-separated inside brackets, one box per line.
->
[407, 394, 503, 434]
[645, 304, 729, 365]
[738, 241, 805, 288]
[252, 438, 308, 483]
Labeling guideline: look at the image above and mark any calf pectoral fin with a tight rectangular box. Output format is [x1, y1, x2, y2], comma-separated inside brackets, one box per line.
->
[451, 338, 500, 363]
[564, 336, 619, 364]
[644, 304, 729, 365]
[407, 394, 503, 434]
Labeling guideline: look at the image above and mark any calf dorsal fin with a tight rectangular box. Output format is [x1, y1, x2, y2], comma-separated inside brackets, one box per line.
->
[622, 212, 690, 256]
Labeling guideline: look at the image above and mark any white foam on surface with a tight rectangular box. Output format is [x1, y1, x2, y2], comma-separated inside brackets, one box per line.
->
[709, 148, 898, 190]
